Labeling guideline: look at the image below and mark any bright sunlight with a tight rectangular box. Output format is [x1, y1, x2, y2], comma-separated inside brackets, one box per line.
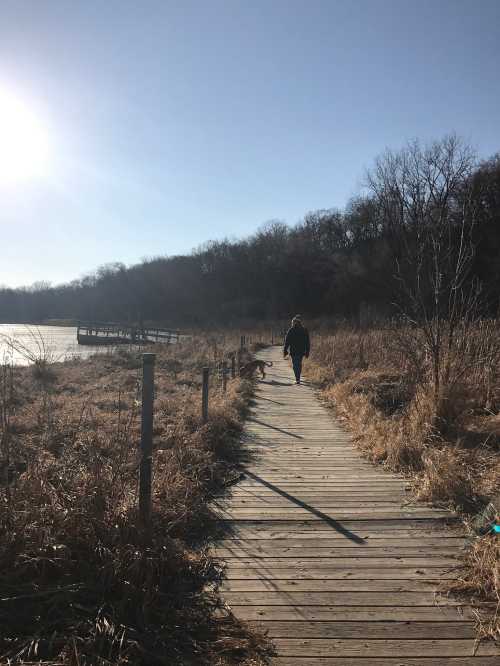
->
[0, 88, 50, 185]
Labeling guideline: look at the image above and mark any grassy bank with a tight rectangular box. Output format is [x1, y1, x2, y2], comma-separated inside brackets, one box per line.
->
[306, 324, 499, 640]
[0, 334, 272, 665]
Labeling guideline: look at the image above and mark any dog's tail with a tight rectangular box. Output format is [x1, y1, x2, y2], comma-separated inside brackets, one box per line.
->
[265, 361, 273, 367]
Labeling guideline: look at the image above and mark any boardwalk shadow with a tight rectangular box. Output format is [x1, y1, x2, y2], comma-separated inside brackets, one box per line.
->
[243, 470, 366, 544]
[259, 379, 292, 386]
[247, 418, 303, 439]
[251, 396, 284, 406]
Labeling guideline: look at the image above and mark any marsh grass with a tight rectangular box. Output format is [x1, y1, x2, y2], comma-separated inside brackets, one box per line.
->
[307, 322, 500, 640]
[0, 333, 272, 665]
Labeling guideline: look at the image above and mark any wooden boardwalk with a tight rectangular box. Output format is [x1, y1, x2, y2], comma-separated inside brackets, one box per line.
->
[215, 346, 499, 665]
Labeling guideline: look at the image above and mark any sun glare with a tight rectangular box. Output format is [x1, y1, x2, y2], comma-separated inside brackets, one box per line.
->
[0, 89, 50, 185]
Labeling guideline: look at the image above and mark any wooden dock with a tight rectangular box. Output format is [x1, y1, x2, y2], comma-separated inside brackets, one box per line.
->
[215, 346, 499, 665]
[76, 321, 180, 345]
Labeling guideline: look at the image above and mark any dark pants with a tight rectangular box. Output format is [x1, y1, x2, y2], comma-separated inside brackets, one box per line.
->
[291, 354, 304, 382]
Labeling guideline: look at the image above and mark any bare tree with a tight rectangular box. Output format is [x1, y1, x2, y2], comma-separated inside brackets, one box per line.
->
[367, 135, 487, 425]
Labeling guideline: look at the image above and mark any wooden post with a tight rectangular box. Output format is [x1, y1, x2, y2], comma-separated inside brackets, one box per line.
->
[236, 349, 242, 376]
[222, 361, 228, 393]
[271, 330, 274, 345]
[202, 367, 209, 423]
[240, 335, 244, 351]
[139, 353, 155, 528]
[231, 355, 236, 379]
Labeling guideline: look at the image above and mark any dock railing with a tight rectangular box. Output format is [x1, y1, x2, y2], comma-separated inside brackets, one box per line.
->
[76, 321, 181, 345]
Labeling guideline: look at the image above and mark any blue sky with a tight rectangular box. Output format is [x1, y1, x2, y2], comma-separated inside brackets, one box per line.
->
[0, 0, 499, 287]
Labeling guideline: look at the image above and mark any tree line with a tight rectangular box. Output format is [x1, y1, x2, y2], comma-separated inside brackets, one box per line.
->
[1, 135, 499, 327]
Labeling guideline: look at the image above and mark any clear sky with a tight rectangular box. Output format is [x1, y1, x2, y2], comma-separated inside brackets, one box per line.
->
[0, 0, 499, 287]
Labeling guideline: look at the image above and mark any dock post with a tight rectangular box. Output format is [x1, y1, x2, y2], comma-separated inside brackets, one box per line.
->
[231, 355, 236, 379]
[139, 353, 155, 529]
[237, 349, 242, 376]
[222, 361, 228, 393]
[202, 367, 209, 423]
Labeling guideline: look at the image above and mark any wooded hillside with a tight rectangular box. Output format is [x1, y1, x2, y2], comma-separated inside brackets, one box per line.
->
[2, 136, 499, 325]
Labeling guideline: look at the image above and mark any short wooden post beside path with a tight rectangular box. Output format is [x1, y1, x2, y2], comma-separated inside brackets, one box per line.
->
[222, 361, 228, 393]
[202, 367, 210, 423]
[201, 341, 248, 423]
[139, 352, 155, 528]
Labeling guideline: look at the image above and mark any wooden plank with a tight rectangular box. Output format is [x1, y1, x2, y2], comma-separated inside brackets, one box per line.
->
[224, 567, 458, 580]
[216, 537, 465, 548]
[221, 515, 458, 533]
[221, 530, 461, 540]
[235, 482, 415, 488]
[246, 446, 366, 450]
[219, 519, 458, 532]
[239, 474, 412, 480]
[226, 605, 476, 621]
[223, 557, 459, 568]
[271, 658, 500, 665]
[220, 500, 426, 508]
[219, 510, 452, 519]
[220, 579, 441, 592]
[219, 527, 458, 540]
[245, 469, 394, 474]
[270, 639, 497, 657]
[237, 475, 409, 480]
[220, 513, 451, 521]
[247, 620, 476, 639]
[228, 492, 411, 498]
[225, 491, 409, 498]
[245, 466, 389, 471]
[221, 591, 462, 606]
[217, 546, 462, 558]
[220, 500, 445, 511]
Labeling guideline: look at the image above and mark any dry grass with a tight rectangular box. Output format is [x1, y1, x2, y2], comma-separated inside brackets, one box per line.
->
[307, 322, 500, 640]
[0, 334, 273, 665]
[444, 534, 500, 642]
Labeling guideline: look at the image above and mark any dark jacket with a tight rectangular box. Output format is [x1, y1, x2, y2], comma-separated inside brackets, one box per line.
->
[284, 325, 310, 357]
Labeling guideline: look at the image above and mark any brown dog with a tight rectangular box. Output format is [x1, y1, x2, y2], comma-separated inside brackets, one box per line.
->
[240, 360, 273, 379]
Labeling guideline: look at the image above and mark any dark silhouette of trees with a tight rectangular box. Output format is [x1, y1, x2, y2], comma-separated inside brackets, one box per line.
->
[1, 137, 499, 327]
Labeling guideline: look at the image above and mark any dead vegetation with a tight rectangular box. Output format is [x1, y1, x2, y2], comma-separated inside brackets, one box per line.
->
[307, 323, 500, 641]
[0, 334, 272, 665]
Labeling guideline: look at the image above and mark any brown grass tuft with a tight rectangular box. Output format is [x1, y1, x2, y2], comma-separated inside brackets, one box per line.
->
[445, 534, 499, 641]
[416, 447, 476, 511]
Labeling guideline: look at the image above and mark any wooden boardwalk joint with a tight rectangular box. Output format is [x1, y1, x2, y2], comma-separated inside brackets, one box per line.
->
[215, 346, 499, 664]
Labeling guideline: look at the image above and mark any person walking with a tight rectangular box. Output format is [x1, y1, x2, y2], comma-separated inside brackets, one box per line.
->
[283, 315, 310, 384]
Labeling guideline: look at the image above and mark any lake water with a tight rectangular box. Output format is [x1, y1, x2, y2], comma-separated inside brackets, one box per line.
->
[0, 324, 124, 366]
